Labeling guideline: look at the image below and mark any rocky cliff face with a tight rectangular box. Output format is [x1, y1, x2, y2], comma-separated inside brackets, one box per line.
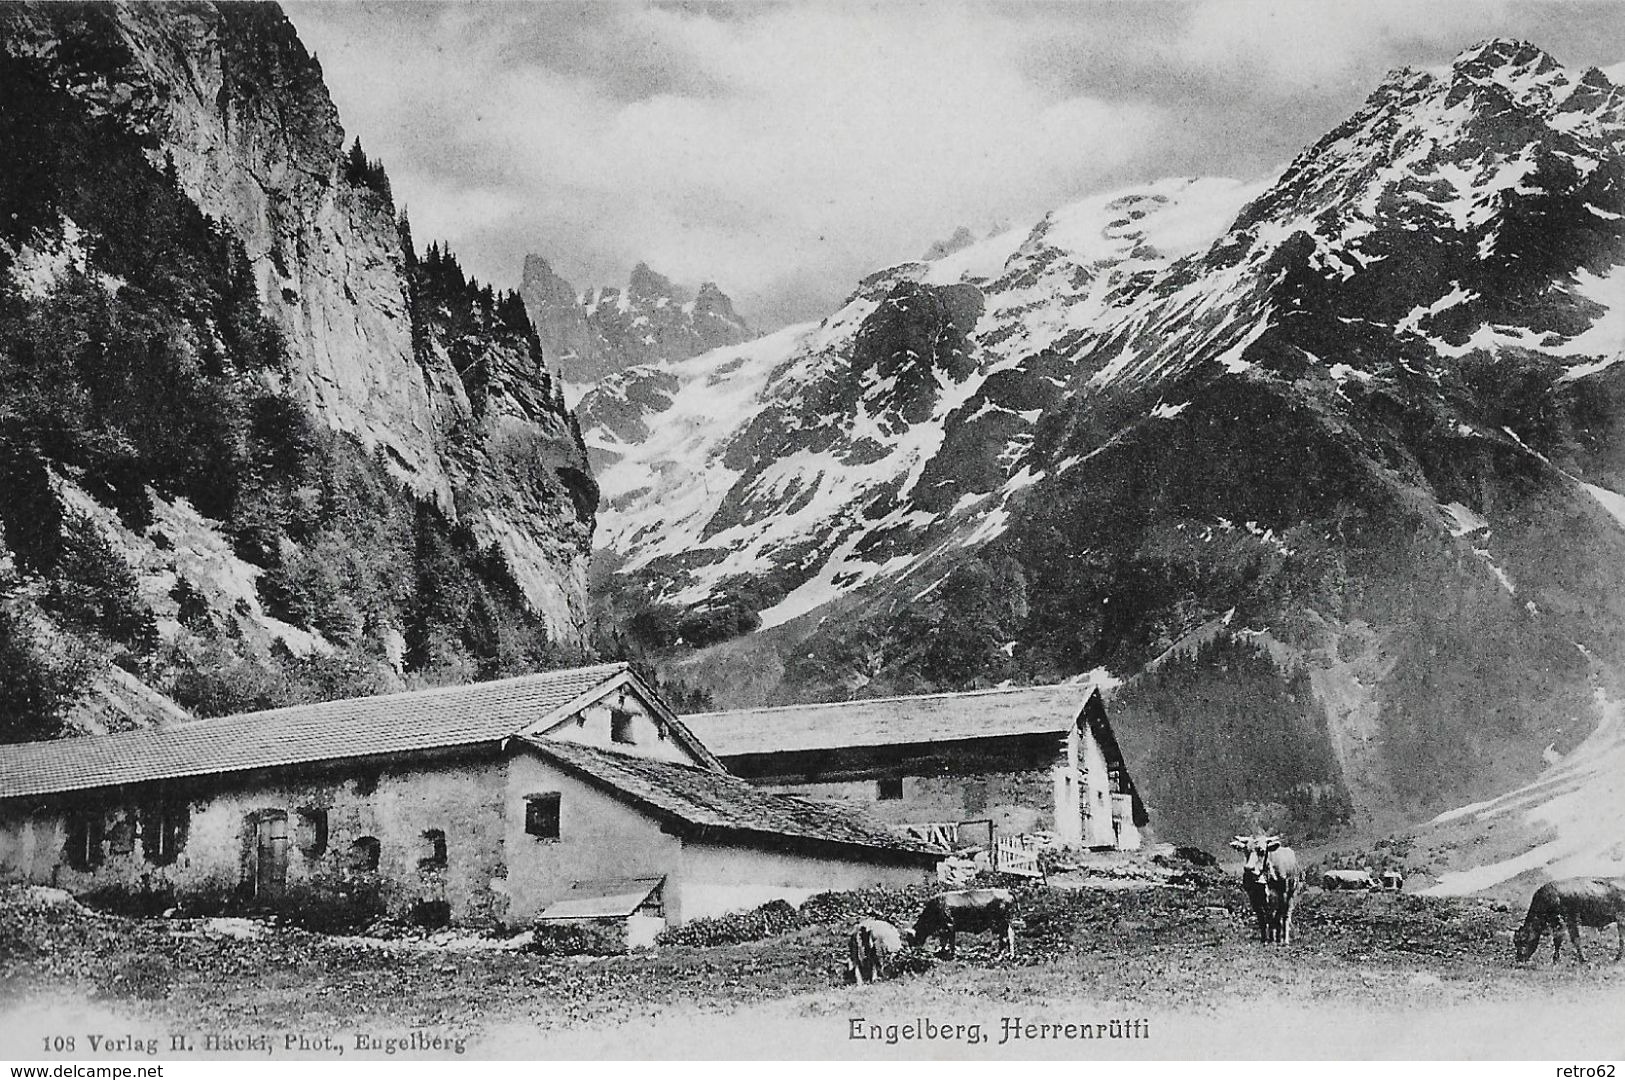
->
[586, 42, 1625, 855]
[522, 256, 752, 389]
[1, 1, 592, 639]
[0, 1, 595, 737]
[520, 254, 607, 391]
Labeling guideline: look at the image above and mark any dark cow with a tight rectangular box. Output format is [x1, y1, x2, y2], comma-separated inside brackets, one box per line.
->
[843, 918, 903, 984]
[1513, 878, 1625, 964]
[1231, 834, 1303, 944]
[905, 888, 1016, 959]
[1322, 869, 1376, 891]
[1380, 870, 1404, 892]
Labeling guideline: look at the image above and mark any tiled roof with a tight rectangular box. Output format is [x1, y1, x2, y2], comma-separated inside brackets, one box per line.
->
[520, 738, 942, 863]
[683, 683, 1095, 756]
[0, 663, 633, 799]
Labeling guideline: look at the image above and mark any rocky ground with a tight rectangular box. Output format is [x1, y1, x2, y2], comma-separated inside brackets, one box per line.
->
[3, 869, 1624, 1059]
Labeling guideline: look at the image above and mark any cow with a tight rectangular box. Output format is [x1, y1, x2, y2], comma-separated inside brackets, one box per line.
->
[905, 888, 1017, 959]
[1380, 870, 1405, 892]
[1231, 834, 1303, 944]
[843, 918, 903, 984]
[1513, 878, 1625, 965]
[1322, 869, 1377, 891]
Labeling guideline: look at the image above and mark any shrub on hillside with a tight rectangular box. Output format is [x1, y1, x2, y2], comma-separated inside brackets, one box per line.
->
[655, 898, 802, 948]
[529, 919, 628, 956]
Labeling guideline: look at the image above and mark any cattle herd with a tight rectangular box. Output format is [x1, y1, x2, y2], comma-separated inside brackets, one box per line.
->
[842, 837, 1625, 983]
[845, 888, 1017, 984]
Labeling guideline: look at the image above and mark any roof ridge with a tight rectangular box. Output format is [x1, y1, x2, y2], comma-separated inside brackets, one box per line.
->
[686, 680, 1085, 718]
[0, 661, 631, 754]
[146, 662, 627, 727]
[188, 660, 632, 726]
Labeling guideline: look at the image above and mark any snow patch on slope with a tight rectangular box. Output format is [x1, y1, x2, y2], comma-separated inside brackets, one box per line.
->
[1422, 685, 1625, 896]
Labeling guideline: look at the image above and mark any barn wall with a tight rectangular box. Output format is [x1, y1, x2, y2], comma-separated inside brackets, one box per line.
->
[501, 753, 931, 926]
[1080, 727, 1119, 848]
[0, 750, 510, 923]
[671, 840, 929, 924]
[767, 769, 1058, 840]
[500, 752, 684, 924]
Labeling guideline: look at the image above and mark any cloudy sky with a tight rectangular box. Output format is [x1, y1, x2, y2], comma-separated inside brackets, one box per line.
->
[285, 1, 1625, 329]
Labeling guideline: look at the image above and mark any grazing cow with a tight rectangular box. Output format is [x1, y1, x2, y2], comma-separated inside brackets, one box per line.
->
[1322, 869, 1377, 891]
[1513, 878, 1625, 964]
[1231, 834, 1303, 945]
[1380, 870, 1404, 892]
[905, 888, 1016, 959]
[843, 918, 903, 984]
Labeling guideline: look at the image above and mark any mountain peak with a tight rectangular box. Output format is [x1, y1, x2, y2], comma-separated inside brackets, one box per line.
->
[521, 253, 564, 287]
[522, 259, 752, 386]
[1453, 38, 1560, 76]
[628, 262, 677, 301]
[693, 281, 743, 324]
[923, 225, 978, 261]
[1449, 38, 1569, 103]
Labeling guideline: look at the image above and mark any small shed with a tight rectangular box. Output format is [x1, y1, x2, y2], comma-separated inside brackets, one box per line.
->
[538, 876, 667, 951]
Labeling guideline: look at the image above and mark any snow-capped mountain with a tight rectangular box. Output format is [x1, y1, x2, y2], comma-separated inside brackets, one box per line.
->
[521, 256, 752, 391]
[585, 40, 1625, 851]
[583, 176, 1266, 624]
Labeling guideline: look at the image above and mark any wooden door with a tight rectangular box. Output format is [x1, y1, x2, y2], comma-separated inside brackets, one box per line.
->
[254, 812, 288, 900]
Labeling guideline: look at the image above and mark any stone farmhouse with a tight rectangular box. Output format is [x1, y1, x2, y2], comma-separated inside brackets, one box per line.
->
[684, 684, 1148, 854]
[0, 663, 938, 931]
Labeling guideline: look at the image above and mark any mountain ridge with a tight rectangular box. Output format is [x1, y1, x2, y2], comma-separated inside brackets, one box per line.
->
[521, 254, 753, 392]
[586, 38, 1625, 861]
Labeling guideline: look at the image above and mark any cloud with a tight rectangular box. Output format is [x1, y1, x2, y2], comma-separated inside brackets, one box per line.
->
[284, 1, 1625, 330]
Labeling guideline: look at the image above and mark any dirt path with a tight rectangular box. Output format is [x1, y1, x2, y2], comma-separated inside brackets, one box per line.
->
[5, 881, 1625, 1059]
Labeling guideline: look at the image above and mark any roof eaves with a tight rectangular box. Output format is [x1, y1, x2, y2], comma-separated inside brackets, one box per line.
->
[2, 736, 512, 802]
[684, 682, 1079, 721]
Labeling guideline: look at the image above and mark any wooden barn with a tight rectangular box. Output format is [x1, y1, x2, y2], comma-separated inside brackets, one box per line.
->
[684, 684, 1148, 855]
[0, 663, 938, 932]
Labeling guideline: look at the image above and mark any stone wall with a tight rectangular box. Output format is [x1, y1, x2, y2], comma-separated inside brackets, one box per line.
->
[501, 751, 684, 924]
[0, 748, 510, 925]
[772, 769, 1058, 841]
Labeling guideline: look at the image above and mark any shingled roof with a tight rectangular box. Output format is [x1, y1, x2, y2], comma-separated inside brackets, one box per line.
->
[0, 662, 717, 799]
[683, 682, 1101, 756]
[685, 683, 1148, 827]
[518, 738, 942, 863]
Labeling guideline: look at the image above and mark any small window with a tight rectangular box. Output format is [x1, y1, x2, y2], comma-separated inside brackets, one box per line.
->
[64, 809, 104, 871]
[877, 777, 904, 801]
[349, 836, 381, 871]
[420, 828, 447, 869]
[525, 793, 561, 840]
[610, 708, 635, 745]
[141, 800, 189, 865]
[296, 808, 329, 858]
[354, 771, 379, 796]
